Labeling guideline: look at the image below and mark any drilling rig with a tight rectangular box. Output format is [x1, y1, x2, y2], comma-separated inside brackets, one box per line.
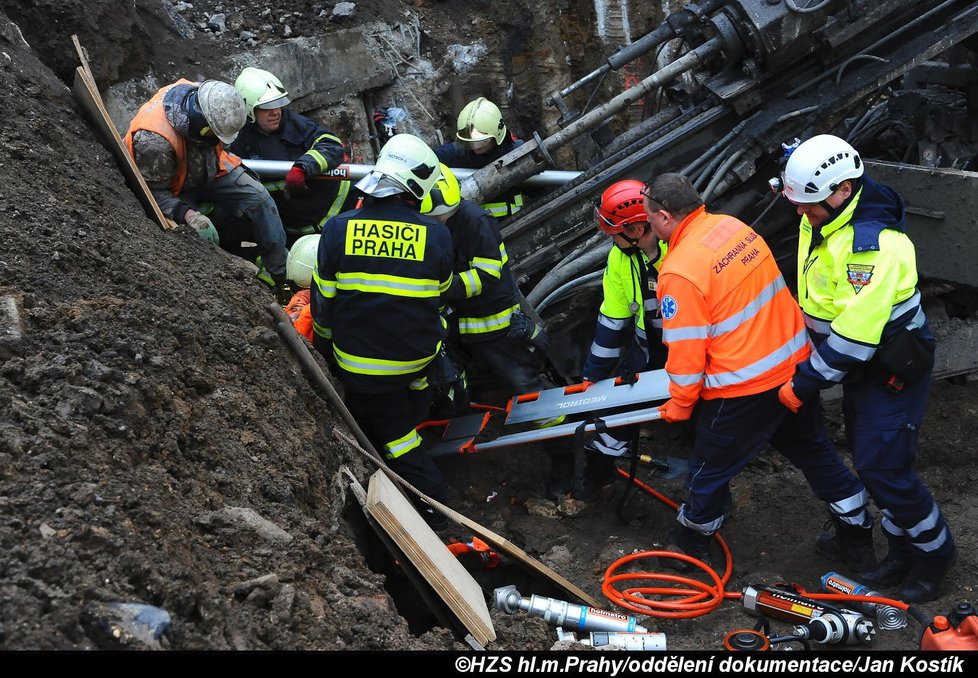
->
[461, 0, 978, 379]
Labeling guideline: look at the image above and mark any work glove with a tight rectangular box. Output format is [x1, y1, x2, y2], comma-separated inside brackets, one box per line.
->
[285, 165, 308, 192]
[617, 369, 639, 385]
[186, 211, 219, 245]
[657, 399, 695, 423]
[778, 379, 804, 414]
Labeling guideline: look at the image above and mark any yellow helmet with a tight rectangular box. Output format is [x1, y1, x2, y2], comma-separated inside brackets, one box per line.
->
[420, 164, 462, 217]
[456, 97, 506, 146]
[234, 67, 291, 123]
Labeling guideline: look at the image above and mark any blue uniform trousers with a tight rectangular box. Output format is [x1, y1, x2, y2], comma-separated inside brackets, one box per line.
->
[842, 371, 954, 557]
[679, 386, 868, 535]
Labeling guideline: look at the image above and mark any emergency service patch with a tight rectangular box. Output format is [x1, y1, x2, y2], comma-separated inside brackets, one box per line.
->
[661, 295, 677, 320]
[846, 263, 874, 294]
[345, 220, 426, 261]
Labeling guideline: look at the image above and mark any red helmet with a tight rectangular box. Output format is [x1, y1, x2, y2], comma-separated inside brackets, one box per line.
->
[595, 180, 648, 235]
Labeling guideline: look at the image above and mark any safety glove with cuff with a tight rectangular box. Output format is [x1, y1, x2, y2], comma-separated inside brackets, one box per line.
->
[186, 211, 220, 245]
[657, 398, 694, 423]
[285, 165, 308, 192]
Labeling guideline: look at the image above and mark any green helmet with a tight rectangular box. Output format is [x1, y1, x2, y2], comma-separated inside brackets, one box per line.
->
[234, 67, 291, 123]
[286, 234, 320, 288]
[196, 80, 247, 144]
[420, 164, 462, 217]
[456, 97, 506, 146]
[355, 134, 442, 200]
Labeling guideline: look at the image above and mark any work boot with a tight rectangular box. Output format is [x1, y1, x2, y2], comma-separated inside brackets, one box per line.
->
[663, 526, 713, 572]
[860, 534, 914, 588]
[896, 545, 957, 604]
[546, 454, 575, 501]
[814, 518, 877, 577]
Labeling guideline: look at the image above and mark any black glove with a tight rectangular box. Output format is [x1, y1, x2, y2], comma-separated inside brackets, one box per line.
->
[508, 311, 549, 354]
[617, 369, 639, 385]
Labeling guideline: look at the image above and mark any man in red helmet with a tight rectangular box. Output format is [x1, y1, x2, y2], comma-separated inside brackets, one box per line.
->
[578, 180, 668, 485]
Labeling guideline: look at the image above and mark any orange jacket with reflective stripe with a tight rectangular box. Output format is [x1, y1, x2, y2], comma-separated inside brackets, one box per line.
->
[657, 206, 810, 407]
[124, 79, 240, 196]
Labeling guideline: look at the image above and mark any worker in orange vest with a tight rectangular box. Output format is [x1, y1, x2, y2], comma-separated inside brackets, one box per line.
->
[646, 173, 872, 572]
[125, 79, 291, 299]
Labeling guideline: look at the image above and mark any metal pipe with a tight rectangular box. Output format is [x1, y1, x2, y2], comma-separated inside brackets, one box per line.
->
[240, 159, 582, 188]
[462, 37, 724, 205]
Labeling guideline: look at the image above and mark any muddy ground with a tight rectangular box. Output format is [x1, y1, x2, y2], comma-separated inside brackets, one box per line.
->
[1, 0, 976, 653]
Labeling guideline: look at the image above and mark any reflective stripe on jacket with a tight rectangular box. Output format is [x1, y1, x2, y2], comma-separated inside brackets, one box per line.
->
[124, 79, 240, 197]
[582, 241, 666, 381]
[444, 200, 522, 341]
[311, 200, 454, 392]
[793, 176, 930, 396]
[658, 206, 810, 406]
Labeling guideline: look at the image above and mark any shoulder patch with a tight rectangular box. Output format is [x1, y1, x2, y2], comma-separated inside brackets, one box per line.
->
[661, 295, 678, 320]
[846, 263, 874, 294]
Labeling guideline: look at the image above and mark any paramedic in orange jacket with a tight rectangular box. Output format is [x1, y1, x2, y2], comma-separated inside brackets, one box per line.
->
[646, 173, 870, 570]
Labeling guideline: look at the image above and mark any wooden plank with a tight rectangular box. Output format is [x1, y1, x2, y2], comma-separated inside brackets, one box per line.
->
[366, 471, 495, 646]
[70, 39, 175, 231]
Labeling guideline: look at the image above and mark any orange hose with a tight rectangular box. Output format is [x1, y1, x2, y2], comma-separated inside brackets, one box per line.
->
[603, 468, 742, 618]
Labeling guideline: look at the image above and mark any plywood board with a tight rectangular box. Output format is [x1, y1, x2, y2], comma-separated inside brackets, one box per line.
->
[70, 38, 175, 231]
[366, 470, 495, 646]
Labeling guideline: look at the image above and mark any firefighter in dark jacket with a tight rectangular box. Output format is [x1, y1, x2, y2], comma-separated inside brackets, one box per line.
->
[434, 97, 525, 219]
[231, 67, 356, 246]
[311, 134, 453, 528]
[421, 164, 589, 501]
[776, 134, 955, 603]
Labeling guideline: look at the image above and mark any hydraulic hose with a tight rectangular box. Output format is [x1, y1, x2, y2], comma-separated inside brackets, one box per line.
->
[535, 271, 604, 316]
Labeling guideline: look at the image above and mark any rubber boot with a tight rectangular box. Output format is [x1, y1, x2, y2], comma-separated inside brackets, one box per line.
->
[663, 525, 713, 572]
[573, 448, 616, 501]
[815, 518, 877, 577]
[860, 533, 914, 589]
[897, 542, 957, 604]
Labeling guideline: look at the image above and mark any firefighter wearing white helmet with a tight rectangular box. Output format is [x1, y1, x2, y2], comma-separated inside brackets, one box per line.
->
[434, 97, 526, 219]
[313, 135, 454, 529]
[285, 234, 320, 288]
[230, 67, 355, 246]
[775, 133, 955, 603]
[125, 79, 290, 300]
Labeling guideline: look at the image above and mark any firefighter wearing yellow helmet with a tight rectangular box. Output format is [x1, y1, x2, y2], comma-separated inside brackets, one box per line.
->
[434, 97, 526, 219]
[230, 67, 356, 247]
[312, 135, 454, 528]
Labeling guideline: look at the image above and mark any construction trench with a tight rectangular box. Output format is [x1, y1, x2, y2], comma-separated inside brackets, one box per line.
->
[2, 0, 978, 653]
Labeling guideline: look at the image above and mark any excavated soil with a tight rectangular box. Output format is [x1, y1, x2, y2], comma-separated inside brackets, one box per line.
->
[1, 0, 976, 653]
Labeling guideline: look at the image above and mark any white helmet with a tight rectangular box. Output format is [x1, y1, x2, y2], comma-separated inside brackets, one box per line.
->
[456, 97, 506, 146]
[782, 134, 863, 204]
[234, 67, 291, 123]
[355, 134, 442, 200]
[196, 80, 246, 145]
[286, 234, 320, 288]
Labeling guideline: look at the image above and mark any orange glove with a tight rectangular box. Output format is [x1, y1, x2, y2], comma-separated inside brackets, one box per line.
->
[657, 399, 695, 423]
[778, 380, 803, 414]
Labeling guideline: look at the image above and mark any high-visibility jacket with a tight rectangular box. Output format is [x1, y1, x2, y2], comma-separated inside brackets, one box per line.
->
[443, 200, 520, 342]
[582, 241, 667, 381]
[229, 109, 352, 235]
[792, 176, 931, 397]
[124, 79, 240, 197]
[658, 206, 810, 407]
[311, 199, 454, 393]
[434, 137, 526, 218]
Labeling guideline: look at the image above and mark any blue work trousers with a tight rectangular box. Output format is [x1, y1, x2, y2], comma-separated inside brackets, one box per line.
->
[843, 371, 954, 557]
[679, 386, 866, 535]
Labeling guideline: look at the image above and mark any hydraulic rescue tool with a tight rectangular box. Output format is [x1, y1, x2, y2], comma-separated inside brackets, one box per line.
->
[494, 585, 649, 634]
[741, 585, 875, 646]
[820, 571, 908, 630]
[556, 628, 667, 651]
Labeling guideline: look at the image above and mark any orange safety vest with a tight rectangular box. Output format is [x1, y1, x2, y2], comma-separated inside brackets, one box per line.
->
[124, 79, 240, 196]
[657, 205, 810, 406]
